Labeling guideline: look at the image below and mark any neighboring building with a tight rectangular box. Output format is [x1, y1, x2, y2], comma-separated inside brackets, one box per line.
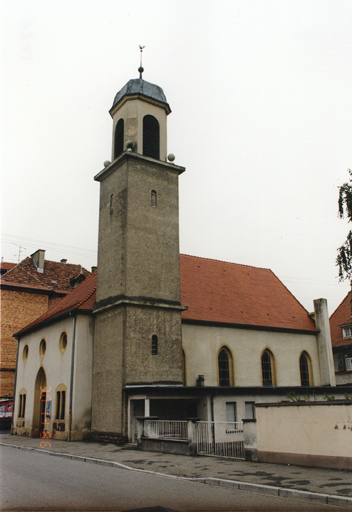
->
[0, 262, 16, 276]
[330, 291, 352, 385]
[0, 250, 90, 399]
[12, 72, 348, 443]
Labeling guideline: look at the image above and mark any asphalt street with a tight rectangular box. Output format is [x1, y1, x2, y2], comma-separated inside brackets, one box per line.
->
[1, 444, 350, 512]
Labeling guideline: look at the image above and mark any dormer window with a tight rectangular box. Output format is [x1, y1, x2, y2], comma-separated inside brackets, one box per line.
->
[342, 327, 352, 339]
[143, 115, 159, 159]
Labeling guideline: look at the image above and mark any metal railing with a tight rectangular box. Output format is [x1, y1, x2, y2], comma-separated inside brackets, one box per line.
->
[196, 421, 244, 459]
[143, 420, 189, 440]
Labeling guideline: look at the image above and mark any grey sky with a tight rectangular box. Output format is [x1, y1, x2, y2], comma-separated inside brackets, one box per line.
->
[1, 0, 351, 314]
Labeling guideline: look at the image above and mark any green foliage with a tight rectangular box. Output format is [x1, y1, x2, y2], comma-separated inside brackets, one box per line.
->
[287, 391, 302, 402]
[323, 393, 335, 401]
[337, 169, 352, 280]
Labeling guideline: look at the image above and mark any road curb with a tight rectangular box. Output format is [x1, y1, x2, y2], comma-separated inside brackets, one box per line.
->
[2, 442, 352, 509]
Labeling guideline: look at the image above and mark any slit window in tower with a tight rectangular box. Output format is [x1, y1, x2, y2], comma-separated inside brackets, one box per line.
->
[151, 190, 157, 207]
[143, 115, 160, 159]
[114, 118, 124, 159]
[152, 335, 158, 355]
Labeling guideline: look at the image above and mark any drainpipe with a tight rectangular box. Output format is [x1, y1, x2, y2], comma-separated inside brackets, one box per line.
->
[68, 314, 77, 441]
[11, 336, 20, 434]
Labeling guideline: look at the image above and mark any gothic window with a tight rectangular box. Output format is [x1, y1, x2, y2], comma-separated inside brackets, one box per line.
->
[261, 349, 275, 386]
[300, 351, 312, 386]
[55, 385, 67, 420]
[114, 118, 124, 159]
[151, 190, 157, 207]
[18, 391, 26, 418]
[218, 346, 233, 386]
[143, 115, 160, 159]
[152, 335, 158, 355]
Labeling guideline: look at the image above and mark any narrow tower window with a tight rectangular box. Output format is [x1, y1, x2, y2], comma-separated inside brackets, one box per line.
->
[151, 190, 157, 207]
[152, 335, 158, 355]
[110, 194, 114, 215]
[143, 115, 160, 159]
[114, 118, 124, 159]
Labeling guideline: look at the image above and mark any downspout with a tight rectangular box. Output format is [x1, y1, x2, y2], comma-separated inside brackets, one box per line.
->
[11, 336, 20, 434]
[68, 314, 77, 441]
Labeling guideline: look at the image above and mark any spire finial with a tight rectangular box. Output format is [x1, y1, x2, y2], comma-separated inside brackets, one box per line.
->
[138, 45, 145, 79]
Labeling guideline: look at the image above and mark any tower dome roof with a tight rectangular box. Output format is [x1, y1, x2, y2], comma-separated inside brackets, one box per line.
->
[111, 79, 170, 112]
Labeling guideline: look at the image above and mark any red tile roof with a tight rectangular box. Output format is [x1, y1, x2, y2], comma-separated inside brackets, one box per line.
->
[16, 255, 317, 336]
[329, 291, 352, 348]
[0, 262, 16, 272]
[0, 257, 90, 294]
[180, 255, 316, 332]
[16, 272, 97, 335]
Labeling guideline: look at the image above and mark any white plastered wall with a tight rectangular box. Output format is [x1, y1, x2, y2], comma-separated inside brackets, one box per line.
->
[14, 314, 93, 440]
[182, 323, 322, 388]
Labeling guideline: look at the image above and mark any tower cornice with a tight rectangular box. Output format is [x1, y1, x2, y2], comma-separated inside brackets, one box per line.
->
[94, 151, 185, 183]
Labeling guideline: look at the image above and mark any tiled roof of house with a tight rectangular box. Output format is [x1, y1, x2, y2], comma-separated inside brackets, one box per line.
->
[15, 272, 97, 335]
[180, 255, 316, 332]
[329, 291, 352, 348]
[0, 262, 16, 273]
[0, 256, 90, 294]
[17, 255, 317, 336]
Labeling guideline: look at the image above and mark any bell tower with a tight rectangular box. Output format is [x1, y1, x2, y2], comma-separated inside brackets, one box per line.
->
[91, 68, 186, 441]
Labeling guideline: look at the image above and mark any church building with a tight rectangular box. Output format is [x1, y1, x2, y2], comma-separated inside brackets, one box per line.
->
[12, 72, 346, 444]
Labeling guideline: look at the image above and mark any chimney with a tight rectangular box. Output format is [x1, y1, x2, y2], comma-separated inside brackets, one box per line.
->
[61, 259, 67, 264]
[31, 249, 45, 274]
[91, 266, 97, 273]
[313, 298, 336, 386]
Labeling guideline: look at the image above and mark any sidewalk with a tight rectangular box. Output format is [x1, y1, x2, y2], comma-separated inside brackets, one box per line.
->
[1, 432, 352, 509]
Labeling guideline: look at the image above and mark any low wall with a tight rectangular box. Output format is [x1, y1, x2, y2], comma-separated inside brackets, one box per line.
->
[256, 400, 352, 470]
[138, 437, 196, 456]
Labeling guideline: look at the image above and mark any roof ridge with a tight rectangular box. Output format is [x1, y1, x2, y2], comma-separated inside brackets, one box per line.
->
[180, 253, 270, 271]
[0, 257, 28, 277]
[330, 289, 351, 319]
[9, 265, 53, 290]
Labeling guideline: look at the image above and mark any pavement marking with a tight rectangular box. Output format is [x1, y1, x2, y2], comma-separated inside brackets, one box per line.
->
[1, 442, 352, 509]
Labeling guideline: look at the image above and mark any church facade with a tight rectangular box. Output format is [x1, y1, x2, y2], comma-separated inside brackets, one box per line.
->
[12, 75, 346, 444]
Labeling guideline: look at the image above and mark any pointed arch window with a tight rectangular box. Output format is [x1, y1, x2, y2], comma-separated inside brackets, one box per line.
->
[261, 349, 276, 386]
[300, 351, 312, 386]
[114, 118, 124, 159]
[218, 346, 234, 386]
[143, 115, 160, 159]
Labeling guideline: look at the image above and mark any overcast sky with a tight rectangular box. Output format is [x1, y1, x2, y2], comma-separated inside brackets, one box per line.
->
[1, 0, 352, 314]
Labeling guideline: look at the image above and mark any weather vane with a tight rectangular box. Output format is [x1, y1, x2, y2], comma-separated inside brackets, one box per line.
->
[138, 45, 145, 79]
